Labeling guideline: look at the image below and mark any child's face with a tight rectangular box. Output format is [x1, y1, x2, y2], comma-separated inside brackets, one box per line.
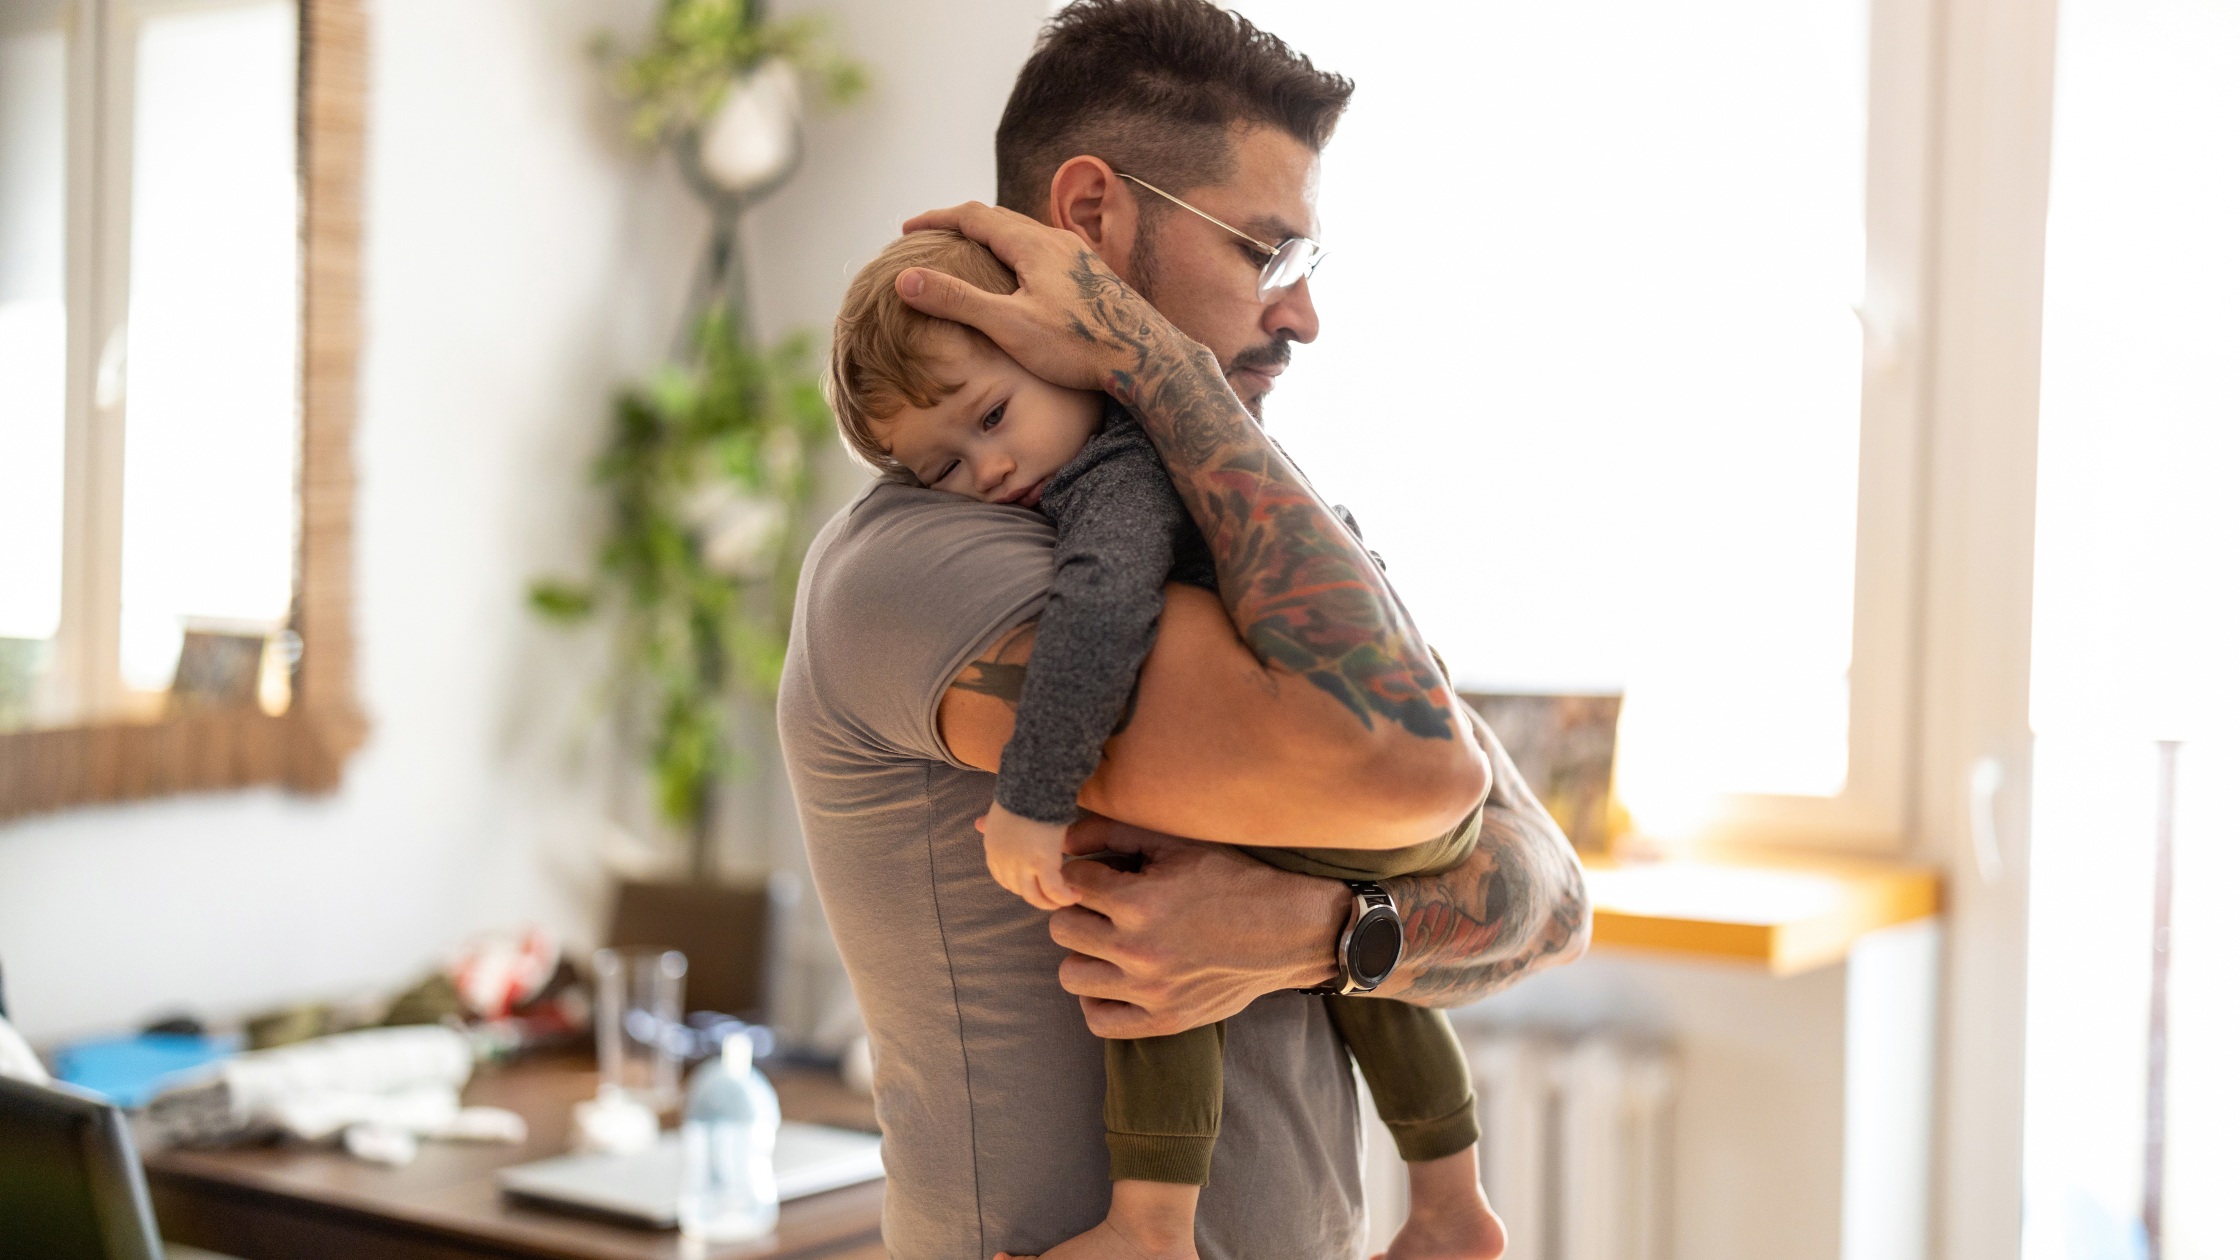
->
[877, 326, 1102, 509]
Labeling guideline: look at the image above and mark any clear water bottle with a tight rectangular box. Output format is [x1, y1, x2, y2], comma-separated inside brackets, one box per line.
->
[678, 1031, 781, 1242]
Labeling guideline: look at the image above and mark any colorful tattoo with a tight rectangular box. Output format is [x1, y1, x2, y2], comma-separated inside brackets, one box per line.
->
[1385, 818, 1588, 1004]
[1060, 250, 1457, 739]
[1383, 714, 1590, 1004]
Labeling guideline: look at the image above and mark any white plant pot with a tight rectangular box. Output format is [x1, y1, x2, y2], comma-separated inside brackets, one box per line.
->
[694, 60, 803, 197]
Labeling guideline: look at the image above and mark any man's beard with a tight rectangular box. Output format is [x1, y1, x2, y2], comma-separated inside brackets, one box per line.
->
[1226, 340, 1292, 421]
[1129, 219, 1290, 421]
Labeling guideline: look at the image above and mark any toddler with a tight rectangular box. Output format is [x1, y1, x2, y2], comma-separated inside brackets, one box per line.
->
[828, 230, 1503, 1260]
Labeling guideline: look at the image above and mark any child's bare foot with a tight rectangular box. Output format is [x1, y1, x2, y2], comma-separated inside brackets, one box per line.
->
[1373, 1147, 1507, 1260]
[993, 1180, 1200, 1260]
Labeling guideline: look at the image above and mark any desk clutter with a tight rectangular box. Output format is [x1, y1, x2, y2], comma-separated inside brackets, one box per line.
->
[44, 925, 594, 1168]
[5, 877, 878, 1252]
[139, 1025, 526, 1164]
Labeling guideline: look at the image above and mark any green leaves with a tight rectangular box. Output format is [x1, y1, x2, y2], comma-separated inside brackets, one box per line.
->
[527, 580, 596, 622]
[529, 306, 831, 833]
[595, 0, 868, 145]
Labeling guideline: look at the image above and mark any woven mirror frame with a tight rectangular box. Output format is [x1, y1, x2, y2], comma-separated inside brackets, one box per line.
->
[0, 0, 368, 821]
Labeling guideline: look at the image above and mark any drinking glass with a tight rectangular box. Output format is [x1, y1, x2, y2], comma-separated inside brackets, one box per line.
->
[593, 947, 687, 1108]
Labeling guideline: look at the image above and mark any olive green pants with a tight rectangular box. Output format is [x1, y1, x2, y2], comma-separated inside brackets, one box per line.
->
[1102, 808, 1485, 1185]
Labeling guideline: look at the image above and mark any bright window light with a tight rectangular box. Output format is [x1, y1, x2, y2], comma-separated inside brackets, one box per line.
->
[117, 0, 300, 692]
[1227, 0, 1868, 821]
[2023, 2, 2240, 1258]
[0, 25, 69, 647]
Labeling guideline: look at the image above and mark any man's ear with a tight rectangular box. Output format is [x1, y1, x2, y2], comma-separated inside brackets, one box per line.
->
[1047, 156, 1141, 279]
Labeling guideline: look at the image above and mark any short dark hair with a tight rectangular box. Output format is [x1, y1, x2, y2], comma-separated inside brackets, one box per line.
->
[995, 0, 1354, 218]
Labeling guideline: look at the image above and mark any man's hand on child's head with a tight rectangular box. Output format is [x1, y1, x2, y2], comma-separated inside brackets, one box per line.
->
[897, 201, 1183, 396]
[979, 802, 1081, 911]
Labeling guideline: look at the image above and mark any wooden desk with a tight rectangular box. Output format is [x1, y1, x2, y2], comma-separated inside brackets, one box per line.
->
[145, 1056, 885, 1260]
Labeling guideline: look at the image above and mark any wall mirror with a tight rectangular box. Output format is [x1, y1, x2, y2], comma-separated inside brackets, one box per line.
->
[0, 0, 363, 820]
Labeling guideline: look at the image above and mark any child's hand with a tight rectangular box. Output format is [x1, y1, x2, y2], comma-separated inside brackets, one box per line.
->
[978, 802, 1079, 911]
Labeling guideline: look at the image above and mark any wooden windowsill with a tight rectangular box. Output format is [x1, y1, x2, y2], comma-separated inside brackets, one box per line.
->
[1583, 850, 1942, 975]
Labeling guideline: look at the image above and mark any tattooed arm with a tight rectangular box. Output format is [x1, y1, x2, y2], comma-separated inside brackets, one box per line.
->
[1032, 706, 1587, 1036]
[906, 202, 1488, 848]
[1377, 705, 1590, 1006]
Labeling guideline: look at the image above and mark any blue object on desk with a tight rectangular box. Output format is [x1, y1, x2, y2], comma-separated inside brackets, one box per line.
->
[51, 1033, 237, 1108]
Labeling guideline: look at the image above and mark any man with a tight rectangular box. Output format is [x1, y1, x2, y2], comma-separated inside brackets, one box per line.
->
[778, 3, 1589, 1256]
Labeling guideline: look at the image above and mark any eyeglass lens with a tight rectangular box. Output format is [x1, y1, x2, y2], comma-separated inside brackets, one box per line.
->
[1256, 238, 1324, 302]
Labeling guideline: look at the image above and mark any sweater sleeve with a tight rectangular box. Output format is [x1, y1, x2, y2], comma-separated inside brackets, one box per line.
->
[994, 424, 1186, 824]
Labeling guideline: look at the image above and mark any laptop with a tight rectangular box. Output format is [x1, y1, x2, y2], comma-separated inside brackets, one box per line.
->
[497, 1122, 884, 1227]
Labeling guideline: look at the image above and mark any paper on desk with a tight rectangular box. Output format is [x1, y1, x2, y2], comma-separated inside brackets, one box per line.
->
[145, 1025, 524, 1162]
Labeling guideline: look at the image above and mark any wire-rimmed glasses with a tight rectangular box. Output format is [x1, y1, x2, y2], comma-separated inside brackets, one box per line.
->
[1117, 172, 1327, 302]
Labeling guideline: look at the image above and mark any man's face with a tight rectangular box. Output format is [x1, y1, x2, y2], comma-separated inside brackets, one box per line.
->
[1125, 126, 1324, 419]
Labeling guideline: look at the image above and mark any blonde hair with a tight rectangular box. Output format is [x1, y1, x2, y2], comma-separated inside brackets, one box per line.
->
[828, 230, 1020, 476]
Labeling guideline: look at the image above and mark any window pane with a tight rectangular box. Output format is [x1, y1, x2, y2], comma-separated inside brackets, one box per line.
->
[118, 0, 300, 692]
[0, 17, 69, 728]
[1228, 1, 1867, 817]
[2023, 2, 2240, 1258]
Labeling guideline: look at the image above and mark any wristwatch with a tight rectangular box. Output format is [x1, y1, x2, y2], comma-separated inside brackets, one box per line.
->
[1301, 880, 1403, 995]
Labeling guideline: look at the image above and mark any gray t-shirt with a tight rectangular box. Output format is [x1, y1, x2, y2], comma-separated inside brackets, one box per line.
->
[778, 479, 1366, 1260]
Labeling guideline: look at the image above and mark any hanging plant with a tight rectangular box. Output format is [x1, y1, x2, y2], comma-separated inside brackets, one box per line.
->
[593, 0, 867, 147]
[530, 312, 832, 871]
[542, 0, 860, 881]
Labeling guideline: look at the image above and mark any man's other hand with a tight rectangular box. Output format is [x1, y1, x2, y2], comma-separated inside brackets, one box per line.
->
[897, 201, 1194, 395]
[1049, 814, 1351, 1038]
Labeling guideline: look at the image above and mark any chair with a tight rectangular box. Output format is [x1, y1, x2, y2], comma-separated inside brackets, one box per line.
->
[0, 1073, 165, 1260]
[606, 874, 800, 1021]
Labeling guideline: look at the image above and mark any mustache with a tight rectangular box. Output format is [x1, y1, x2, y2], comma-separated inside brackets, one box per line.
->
[1227, 341, 1292, 376]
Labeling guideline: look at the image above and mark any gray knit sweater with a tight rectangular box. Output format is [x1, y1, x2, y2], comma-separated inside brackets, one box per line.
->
[993, 399, 1218, 824]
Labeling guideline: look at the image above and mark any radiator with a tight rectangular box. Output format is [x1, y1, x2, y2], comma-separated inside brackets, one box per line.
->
[1361, 1031, 1677, 1260]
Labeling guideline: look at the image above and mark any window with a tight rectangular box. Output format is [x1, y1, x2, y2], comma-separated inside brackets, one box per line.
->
[1229, 0, 1929, 850]
[2023, 0, 2240, 1255]
[0, 0, 300, 730]
[0, 7, 70, 728]
[116, 1, 302, 692]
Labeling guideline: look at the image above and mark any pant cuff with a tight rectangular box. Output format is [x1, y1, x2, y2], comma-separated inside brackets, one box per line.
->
[1107, 1132, 1216, 1185]
[1387, 1095, 1481, 1164]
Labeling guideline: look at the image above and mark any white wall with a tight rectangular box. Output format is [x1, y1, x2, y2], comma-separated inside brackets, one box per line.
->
[0, 0, 1050, 1044]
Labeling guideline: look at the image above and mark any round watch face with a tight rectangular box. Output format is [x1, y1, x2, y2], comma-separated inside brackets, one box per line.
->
[1350, 911, 1404, 983]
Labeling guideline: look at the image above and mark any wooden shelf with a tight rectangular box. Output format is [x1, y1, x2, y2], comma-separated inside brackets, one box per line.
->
[1583, 852, 1941, 975]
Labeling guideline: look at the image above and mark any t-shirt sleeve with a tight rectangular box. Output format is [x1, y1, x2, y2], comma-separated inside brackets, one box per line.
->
[790, 483, 1056, 768]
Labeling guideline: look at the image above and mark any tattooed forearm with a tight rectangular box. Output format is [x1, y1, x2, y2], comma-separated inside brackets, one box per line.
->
[1383, 823, 1588, 1005]
[1061, 250, 1457, 739]
[1381, 709, 1591, 1005]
